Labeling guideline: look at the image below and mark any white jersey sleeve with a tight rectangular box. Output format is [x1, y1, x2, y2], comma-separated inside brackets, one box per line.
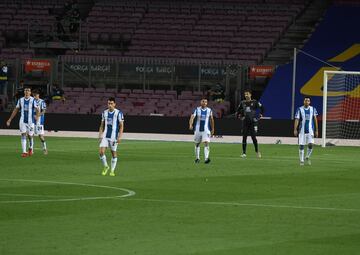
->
[41, 100, 47, 111]
[295, 107, 300, 119]
[192, 108, 197, 117]
[101, 111, 105, 121]
[118, 111, 124, 122]
[313, 107, 318, 116]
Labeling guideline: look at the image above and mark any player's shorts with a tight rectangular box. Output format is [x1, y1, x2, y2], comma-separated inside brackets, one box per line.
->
[194, 131, 211, 143]
[243, 120, 258, 136]
[298, 133, 314, 145]
[34, 124, 45, 136]
[99, 137, 118, 151]
[19, 122, 34, 136]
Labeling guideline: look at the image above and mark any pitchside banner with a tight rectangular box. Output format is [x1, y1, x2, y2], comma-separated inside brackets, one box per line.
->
[24, 60, 51, 73]
[249, 66, 274, 78]
[68, 63, 112, 73]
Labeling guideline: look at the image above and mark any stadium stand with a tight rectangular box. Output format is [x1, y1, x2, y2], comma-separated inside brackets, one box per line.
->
[0, 0, 324, 118]
[71, 0, 308, 64]
[47, 87, 230, 118]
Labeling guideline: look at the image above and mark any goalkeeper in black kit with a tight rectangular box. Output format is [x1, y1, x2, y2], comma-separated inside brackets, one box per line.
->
[236, 89, 264, 158]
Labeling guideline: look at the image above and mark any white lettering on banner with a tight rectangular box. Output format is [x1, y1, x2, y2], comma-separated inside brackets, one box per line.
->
[249, 66, 274, 78]
[201, 68, 238, 76]
[251, 67, 273, 73]
[26, 61, 50, 67]
[201, 68, 219, 75]
[156, 66, 172, 74]
[69, 64, 111, 73]
[91, 65, 110, 72]
[135, 66, 173, 74]
[135, 66, 154, 73]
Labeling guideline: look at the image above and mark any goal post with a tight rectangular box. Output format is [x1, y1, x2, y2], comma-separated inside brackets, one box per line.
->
[322, 70, 360, 147]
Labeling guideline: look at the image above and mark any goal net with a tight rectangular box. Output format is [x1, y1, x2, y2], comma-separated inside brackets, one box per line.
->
[322, 71, 360, 147]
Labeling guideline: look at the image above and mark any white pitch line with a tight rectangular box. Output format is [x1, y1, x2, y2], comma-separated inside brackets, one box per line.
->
[122, 198, 360, 213]
[0, 179, 136, 204]
[1, 179, 359, 212]
[0, 196, 132, 204]
[0, 193, 75, 198]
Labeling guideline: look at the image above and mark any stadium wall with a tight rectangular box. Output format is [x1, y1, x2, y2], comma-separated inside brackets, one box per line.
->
[0, 113, 310, 137]
[260, 5, 360, 119]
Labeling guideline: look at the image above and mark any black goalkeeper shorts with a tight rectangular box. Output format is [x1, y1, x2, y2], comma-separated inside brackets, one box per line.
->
[242, 120, 258, 136]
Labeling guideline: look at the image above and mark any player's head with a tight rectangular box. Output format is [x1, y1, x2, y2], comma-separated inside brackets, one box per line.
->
[107, 97, 116, 111]
[303, 96, 311, 107]
[244, 89, 252, 100]
[32, 89, 40, 99]
[24, 87, 31, 97]
[200, 98, 208, 108]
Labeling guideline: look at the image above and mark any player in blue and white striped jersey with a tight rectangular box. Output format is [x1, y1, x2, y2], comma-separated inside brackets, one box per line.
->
[294, 97, 319, 166]
[98, 97, 124, 176]
[6, 87, 39, 157]
[189, 98, 215, 164]
[33, 90, 48, 155]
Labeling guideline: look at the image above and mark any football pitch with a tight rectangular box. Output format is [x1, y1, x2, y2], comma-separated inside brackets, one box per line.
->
[0, 136, 360, 255]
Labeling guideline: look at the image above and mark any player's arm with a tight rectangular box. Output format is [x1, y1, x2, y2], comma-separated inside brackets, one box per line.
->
[98, 111, 105, 141]
[6, 107, 19, 127]
[294, 118, 299, 137]
[210, 112, 215, 136]
[235, 104, 241, 118]
[189, 111, 196, 130]
[98, 120, 104, 141]
[116, 112, 124, 143]
[257, 101, 264, 118]
[235, 103, 243, 119]
[117, 121, 124, 144]
[35, 106, 41, 123]
[314, 115, 318, 138]
[40, 102, 46, 116]
[294, 108, 300, 136]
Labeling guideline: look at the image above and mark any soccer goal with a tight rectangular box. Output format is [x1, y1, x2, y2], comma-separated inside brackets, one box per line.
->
[322, 70, 360, 147]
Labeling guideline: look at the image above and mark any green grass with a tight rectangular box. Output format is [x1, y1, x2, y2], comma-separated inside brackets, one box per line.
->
[0, 135, 360, 255]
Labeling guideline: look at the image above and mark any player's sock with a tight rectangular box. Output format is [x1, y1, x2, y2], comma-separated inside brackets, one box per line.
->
[42, 141, 47, 151]
[195, 145, 200, 159]
[111, 157, 118, 172]
[29, 137, 34, 149]
[299, 145, 305, 162]
[252, 135, 258, 152]
[99, 154, 108, 167]
[307, 144, 313, 158]
[21, 136, 27, 153]
[40, 137, 47, 151]
[204, 145, 210, 160]
[242, 136, 247, 154]
[242, 143, 247, 154]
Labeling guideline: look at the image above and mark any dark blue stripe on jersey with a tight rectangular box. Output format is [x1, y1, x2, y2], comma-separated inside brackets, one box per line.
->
[32, 102, 36, 123]
[40, 114, 45, 125]
[106, 112, 114, 138]
[304, 108, 310, 134]
[199, 110, 207, 132]
[23, 99, 29, 123]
